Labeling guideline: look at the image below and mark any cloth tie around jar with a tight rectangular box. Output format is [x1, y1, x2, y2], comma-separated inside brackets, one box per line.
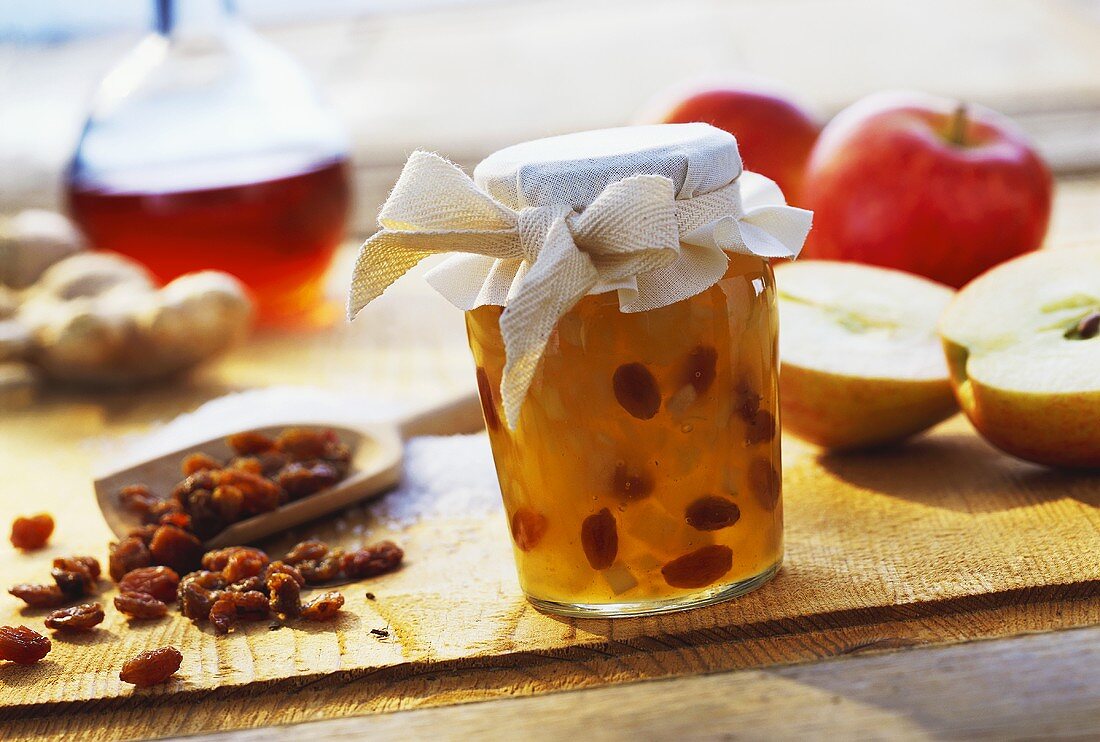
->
[348, 124, 813, 427]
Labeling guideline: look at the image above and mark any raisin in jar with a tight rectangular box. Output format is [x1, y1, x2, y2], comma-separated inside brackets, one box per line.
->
[348, 124, 810, 617]
[467, 250, 782, 616]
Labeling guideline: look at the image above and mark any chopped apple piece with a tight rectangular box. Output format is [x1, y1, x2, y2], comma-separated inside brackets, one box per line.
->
[776, 261, 957, 450]
[939, 246, 1100, 468]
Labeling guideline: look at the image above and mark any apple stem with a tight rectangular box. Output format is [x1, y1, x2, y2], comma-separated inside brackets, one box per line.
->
[946, 103, 969, 146]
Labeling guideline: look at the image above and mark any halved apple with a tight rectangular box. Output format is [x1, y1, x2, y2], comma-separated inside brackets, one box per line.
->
[939, 246, 1100, 468]
[775, 261, 958, 450]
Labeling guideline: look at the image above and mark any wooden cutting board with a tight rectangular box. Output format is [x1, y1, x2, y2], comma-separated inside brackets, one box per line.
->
[2, 413, 1098, 728]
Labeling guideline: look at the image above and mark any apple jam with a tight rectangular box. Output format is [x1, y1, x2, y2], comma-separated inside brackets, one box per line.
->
[466, 253, 782, 616]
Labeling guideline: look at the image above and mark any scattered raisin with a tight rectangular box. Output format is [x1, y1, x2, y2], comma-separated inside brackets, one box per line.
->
[222, 550, 269, 584]
[10, 514, 54, 551]
[225, 576, 266, 594]
[342, 541, 404, 579]
[114, 592, 169, 620]
[181, 452, 220, 476]
[300, 591, 344, 621]
[612, 363, 661, 420]
[298, 551, 345, 585]
[749, 458, 780, 511]
[284, 540, 328, 565]
[119, 485, 158, 519]
[745, 409, 776, 445]
[44, 602, 105, 632]
[276, 462, 340, 500]
[580, 508, 618, 570]
[475, 366, 501, 431]
[680, 345, 717, 395]
[267, 573, 301, 618]
[611, 463, 654, 501]
[226, 431, 276, 456]
[510, 509, 548, 552]
[661, 545, 734, 589]
[685, 496, 741, 531]
[263, 562, 305, 588]
[109, 537, 153, 582]
[119, 646, 182, 687]
[0, 625, 51, 664]
[51, 556, 100, 597]
[56, 556, 101, 581]
[149, 525, 204, 574]
[202, 546, 266, 572]
[8, 583, 64, 608]
[209, 591, 269, 634]
[118, 566, 179, 603]
[177, 571, 225, 621]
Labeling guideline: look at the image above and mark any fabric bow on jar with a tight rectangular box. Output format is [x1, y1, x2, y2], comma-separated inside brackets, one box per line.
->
[349, 150, 812, 427]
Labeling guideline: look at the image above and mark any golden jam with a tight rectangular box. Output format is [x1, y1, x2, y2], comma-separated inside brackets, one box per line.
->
[466, 252, 782, 616]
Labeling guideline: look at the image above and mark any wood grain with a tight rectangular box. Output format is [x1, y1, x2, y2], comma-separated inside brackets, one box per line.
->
[2, 404, 1098, 718]
[192, 624, 1100, 742]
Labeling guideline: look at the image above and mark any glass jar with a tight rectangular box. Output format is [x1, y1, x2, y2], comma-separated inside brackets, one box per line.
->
[65, 0, 352, 327]
[466, 251, 782, 617]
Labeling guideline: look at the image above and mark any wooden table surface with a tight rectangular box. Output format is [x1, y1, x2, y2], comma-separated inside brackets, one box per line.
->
[3, 2, 1100, 739]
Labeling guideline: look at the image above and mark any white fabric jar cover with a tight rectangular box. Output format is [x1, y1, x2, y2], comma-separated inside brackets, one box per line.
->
[349, 123, 813, 427]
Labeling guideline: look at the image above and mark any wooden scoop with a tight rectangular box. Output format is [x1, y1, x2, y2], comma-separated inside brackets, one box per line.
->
[95, 392, 485, 548]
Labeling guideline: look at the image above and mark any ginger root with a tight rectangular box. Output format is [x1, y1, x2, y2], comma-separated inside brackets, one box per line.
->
[8, 253, 252, 386]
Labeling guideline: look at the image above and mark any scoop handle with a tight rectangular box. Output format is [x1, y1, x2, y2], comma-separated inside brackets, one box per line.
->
[396, 391, 485, 439]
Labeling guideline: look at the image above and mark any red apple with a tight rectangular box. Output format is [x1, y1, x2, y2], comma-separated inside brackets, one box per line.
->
[801, 91, 1052, 288]
[648, 84, 821, 203]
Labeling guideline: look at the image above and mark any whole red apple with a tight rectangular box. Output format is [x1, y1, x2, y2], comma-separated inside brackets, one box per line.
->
[800, 91, 1052, 288]
[651, 85, 821, 203]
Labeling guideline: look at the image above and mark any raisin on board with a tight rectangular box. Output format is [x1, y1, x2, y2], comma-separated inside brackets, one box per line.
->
[298, 552, 345, 585]
[10, 514, 54, 551]
[109, 537, 153, 582]
[9, 583, 65, 608]
[284, 540, 328, 565]
[661, 545, 734, 589]
[51, 556, 101, 597]
[177, 571, 226, 622]
[118, 566, 179, 603]
[263, 561, 305, 588]
[612, 363, 661, 420]
[267, 572, 301, 618]
[510, 509, 548, 552]
[0, 625, 51, 664]
[119, 646, 182, 687]
[685, 496, 741, 531]
[114, 592, 169, 620]
[343, 541, 403, 579]
[220, 550, 270, 584]
[225, 576, 267, 595]
[44, 602, 105, 632]
[300, 591, 344, 621]
[581, 508, 618, 570]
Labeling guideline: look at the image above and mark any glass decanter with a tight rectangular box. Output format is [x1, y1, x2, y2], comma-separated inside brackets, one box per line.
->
[65, 0, 352, 326]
